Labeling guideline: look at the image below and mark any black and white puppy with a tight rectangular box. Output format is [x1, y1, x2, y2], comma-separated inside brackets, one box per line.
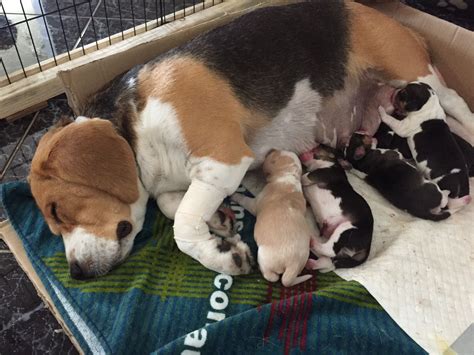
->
[379, 82, 471, 211]
[300, 146, 373, 272]
[375, 120, 474, 176]
[345, 133, 450, 221]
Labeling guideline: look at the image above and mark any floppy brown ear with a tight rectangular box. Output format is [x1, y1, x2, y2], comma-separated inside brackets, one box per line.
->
[41, 119, 139, 204]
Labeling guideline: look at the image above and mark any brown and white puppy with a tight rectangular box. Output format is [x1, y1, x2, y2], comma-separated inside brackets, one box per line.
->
[30, 1, 474, 277]
[232, 150, 312, 287]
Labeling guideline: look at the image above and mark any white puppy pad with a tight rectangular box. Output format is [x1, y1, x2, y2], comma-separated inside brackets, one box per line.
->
[336, 175, 474, 354]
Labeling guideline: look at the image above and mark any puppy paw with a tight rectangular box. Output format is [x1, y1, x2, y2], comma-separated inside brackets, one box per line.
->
[306, 257, 335, 273]
[176, 235, 255, 275]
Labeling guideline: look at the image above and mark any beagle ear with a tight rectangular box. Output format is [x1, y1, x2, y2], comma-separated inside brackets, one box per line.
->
[39, 119, 139, 204]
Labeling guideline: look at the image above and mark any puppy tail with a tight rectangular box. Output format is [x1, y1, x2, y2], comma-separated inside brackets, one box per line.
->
[424, 210, 451, 221]
[281, 267, 312, 288]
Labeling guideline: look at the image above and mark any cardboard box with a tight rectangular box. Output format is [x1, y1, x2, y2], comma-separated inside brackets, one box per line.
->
[4, 1, 474, 353]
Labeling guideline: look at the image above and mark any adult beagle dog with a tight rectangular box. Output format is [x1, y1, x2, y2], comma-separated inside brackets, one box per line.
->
[29, 1, 474, 279]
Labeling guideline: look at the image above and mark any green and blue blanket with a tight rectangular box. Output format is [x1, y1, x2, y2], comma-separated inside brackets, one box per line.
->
[0, 182, 424, 354]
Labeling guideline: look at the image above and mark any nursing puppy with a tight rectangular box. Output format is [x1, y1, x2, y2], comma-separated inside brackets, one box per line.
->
[345, 133, 450, 221]
[232, 150, 312, 287]
[379, 82, 471, 211]
[300, 146, 373, 272]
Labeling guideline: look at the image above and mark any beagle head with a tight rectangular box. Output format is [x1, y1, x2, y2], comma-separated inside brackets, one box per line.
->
[29, 117, 147, 280]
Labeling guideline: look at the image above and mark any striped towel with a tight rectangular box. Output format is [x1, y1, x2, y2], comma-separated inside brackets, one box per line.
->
[0, 182, 424, 354]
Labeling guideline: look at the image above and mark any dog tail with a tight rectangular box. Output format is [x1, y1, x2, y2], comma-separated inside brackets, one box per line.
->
[281, 266, 312, 288]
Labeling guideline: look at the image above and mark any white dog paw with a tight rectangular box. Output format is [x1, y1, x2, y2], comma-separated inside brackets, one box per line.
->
[176, 235, 255, 275]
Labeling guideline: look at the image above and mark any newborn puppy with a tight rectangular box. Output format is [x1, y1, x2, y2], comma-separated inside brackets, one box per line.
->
[300, 146, 373, 272]
[232, 150, 312, 287]
[345, 133, 450, 221]
[379, 82, 471, 211]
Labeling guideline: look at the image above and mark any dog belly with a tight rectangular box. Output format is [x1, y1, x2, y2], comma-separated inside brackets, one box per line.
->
[249, 77, 395, 166]
[303, 185, 346, 232]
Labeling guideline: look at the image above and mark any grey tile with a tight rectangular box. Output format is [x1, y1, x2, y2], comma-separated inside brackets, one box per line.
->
[0, 253, 78, 354]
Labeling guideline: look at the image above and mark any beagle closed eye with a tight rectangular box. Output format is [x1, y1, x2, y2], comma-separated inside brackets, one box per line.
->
[50, 202, 62, 224]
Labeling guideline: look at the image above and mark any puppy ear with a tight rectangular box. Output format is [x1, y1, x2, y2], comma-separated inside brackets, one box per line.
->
[354, 146, 366, 161]
[337, 158, 352, 170]
[266, 148, 277, 157]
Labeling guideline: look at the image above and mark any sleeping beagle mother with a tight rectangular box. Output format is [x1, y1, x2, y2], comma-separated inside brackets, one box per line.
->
[29, 1, 474, 279]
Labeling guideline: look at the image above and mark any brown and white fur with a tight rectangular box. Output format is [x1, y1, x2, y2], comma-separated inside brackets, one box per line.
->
[29, 2, 474, 278]
[231, 150, 312, 287]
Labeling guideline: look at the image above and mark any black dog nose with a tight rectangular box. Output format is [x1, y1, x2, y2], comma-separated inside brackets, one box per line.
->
[70, 262, 86, 280]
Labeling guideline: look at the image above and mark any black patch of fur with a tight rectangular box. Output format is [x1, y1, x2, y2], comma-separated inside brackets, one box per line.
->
[413, 120, 469, 197]
[232, 253, 243, 268]
[374, 122, 412, 159]
[82, 65, 143, 148]
[453, 133, 474, 177]
[305, 161, 373, 268]
[397, 82, 432, 112]
[181, 1, 350, 116]
[345, 134, 450, 221]
[217, 239, 232, 253]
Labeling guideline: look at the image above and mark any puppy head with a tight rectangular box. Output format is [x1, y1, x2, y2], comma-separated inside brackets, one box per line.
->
[312, 145, 338, 162]
[29, 118, 147, 280]
[263, 149, 302, 180]
[392, 82, 434, 115]
[344, 133, 373, 163]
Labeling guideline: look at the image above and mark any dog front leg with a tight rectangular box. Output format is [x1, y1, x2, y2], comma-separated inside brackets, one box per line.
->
[173, 156, 255, 275]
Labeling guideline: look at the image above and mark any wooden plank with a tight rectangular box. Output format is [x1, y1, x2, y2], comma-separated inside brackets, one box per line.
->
[6, 101, 47, 123]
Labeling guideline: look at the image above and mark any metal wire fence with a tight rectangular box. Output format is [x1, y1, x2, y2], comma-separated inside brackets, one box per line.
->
[0, 0, 220, 86]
